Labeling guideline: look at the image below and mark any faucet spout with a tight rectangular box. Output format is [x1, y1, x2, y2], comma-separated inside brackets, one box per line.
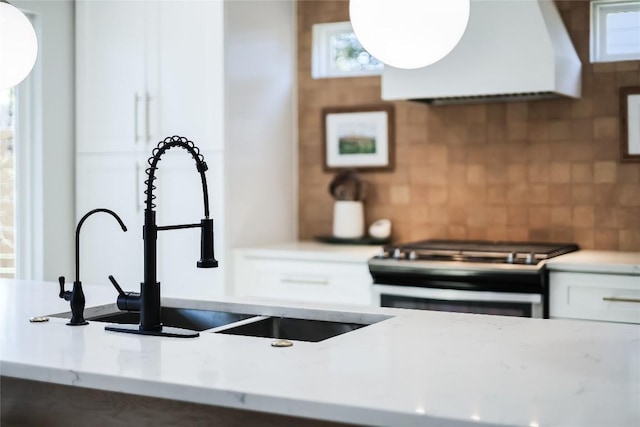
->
[197, 218, 218, 268]
[75, 208, 127, 283]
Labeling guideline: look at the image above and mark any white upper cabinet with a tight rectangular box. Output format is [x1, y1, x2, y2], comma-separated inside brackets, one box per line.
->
[76, 0, 225, 154]
[154, 1, 224, 151]
[76, 0, 148, 153]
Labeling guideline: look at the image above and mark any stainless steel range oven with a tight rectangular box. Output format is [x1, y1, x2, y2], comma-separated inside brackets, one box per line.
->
[369, 240, 579, 318]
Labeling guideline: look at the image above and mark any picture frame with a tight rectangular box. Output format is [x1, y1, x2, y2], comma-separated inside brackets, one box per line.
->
[322, 104, 395, 171]
[620, 86, 640, 163]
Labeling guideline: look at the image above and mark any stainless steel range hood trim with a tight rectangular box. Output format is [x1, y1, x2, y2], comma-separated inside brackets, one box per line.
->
[419, 92, 559, 106]
[381, 0, 582, 104]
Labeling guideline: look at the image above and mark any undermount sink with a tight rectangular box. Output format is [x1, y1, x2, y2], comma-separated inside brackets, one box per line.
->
[50, 301, 391, 341]
[215, 316, 372, 342]
[51, 305, 254, 332]
[88, 307, 255, 331]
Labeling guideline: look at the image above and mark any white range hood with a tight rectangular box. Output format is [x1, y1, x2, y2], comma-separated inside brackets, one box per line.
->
[381, 0, 582, 105]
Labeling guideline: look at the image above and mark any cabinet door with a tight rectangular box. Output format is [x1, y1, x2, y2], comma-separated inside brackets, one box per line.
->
[76, 154, 145, 289]
[550, 272, 640, 324]
[152, 0, 225, 151]
[234, 254, 374, 306]
[153, 150, 226, 300]
[76, 0, 146, 153]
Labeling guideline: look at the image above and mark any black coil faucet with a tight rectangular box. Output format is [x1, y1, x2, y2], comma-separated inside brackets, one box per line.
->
[59, 208, 127, 326]
[106, 136, 218, 338]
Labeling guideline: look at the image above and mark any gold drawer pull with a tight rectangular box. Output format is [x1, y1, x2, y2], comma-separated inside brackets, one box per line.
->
[603, 297, 640, 304]
[281, 277, 329, 286]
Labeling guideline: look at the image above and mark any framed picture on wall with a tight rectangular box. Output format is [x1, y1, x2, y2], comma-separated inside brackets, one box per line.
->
[322, 104, 395, 171]
[620, 86, 640, 162]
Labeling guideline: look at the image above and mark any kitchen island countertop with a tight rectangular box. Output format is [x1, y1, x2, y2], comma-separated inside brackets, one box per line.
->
[1, 278, 639, 427]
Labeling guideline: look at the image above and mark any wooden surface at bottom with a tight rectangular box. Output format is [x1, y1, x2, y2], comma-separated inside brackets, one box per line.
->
[1, 376, 359, 427]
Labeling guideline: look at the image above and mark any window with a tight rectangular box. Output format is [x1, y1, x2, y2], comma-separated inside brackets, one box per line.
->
[591, 0, 640, 62]
[0, 88, 15, 278]
[312, 21, 383, 79]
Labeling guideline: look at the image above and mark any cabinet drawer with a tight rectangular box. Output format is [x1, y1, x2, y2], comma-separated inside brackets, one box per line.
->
[235, 257, 373, 306]
[550, 272, 640, 324]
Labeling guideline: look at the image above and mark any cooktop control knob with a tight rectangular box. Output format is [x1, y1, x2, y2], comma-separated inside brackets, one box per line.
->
[409, 251, 418, 261]
[506, 252, 515, 263]
[525, 252, 535, 264]
[393, 248, 405, 259]
[377, 248, 389, 259]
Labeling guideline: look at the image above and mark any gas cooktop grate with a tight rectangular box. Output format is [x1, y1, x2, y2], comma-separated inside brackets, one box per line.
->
[390, 240, 579, 257]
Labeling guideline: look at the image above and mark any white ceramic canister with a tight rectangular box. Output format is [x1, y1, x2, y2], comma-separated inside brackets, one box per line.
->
[332, 201, 364, 238]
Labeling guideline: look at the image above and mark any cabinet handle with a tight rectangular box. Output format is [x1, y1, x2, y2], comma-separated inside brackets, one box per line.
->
[134, 93, 141, 143]
[135, 162, 141, 212]
[603, 296, 640, 304]
[145, 92, 151, 143]
[280, 277, 329, 286]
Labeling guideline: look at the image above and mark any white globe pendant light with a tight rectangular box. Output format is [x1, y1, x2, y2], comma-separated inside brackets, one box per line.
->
[0, 1, 38, 89]
[349, 0, 470, 69]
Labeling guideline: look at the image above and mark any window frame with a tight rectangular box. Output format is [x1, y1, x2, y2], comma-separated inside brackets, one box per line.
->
[311, 21, 383, 79]
[590, 0, 640, 62]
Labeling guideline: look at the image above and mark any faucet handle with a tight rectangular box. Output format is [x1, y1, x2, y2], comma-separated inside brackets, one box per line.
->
[108, 275, 141, 312]
[58, 276, 71, 301]
[108, 275, 125, 297]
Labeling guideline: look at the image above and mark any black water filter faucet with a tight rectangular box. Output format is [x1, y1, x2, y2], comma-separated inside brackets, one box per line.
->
[58, 208, 127, 326]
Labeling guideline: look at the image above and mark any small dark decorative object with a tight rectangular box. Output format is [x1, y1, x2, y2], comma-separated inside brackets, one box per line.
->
[328, 168, 367, 201]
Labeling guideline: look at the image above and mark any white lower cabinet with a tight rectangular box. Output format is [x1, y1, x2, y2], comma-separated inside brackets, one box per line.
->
[75, 153, 145, 289]
[153, 151, 225, 300]
[550, 272, 640, 324]
[76, 151, 226, 300]
[234, 245, 377, 306]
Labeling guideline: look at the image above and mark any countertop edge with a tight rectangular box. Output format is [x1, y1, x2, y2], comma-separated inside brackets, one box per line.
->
[0, 361, 428, 427]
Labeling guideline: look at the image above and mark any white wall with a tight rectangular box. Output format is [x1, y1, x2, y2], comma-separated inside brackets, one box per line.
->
[224, 0, 298, 250]
[13, 0, 75, 281]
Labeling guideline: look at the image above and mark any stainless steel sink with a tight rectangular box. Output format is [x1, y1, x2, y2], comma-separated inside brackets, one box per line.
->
[51, 305, 254, 332]
[49, 301, 392, 340]
[215, 316, 372, 342]
[88, 307, 255, 331]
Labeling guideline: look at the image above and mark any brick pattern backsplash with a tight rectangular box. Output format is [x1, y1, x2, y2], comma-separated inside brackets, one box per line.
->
[297, 0, 640, 251]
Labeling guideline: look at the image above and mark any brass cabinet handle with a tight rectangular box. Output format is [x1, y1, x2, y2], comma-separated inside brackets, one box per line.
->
[135, 162, 141, 212]
[602, 296, 640, 304]
[134, 93, 141, 143]
[145, 92, 151, 143]
[280, 277, 329, 286]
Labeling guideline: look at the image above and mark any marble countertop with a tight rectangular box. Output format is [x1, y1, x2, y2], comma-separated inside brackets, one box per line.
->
[546, 250, 640, 275]
[2, 278, 639, 427]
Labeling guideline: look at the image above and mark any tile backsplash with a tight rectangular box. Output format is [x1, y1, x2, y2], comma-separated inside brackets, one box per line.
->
[297, 0, 640, 251]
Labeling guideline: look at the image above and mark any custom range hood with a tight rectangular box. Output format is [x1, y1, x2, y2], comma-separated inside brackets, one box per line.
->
[382, 0, 582, 105]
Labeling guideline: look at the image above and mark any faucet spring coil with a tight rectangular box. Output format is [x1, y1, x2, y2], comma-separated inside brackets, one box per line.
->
[143, 136, 208, 213]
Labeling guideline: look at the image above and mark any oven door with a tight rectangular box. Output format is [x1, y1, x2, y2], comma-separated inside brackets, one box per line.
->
[373, 284, 543, 318]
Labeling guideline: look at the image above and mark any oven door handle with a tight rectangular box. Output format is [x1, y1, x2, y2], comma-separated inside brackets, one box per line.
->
[372, 284, 542, 304]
